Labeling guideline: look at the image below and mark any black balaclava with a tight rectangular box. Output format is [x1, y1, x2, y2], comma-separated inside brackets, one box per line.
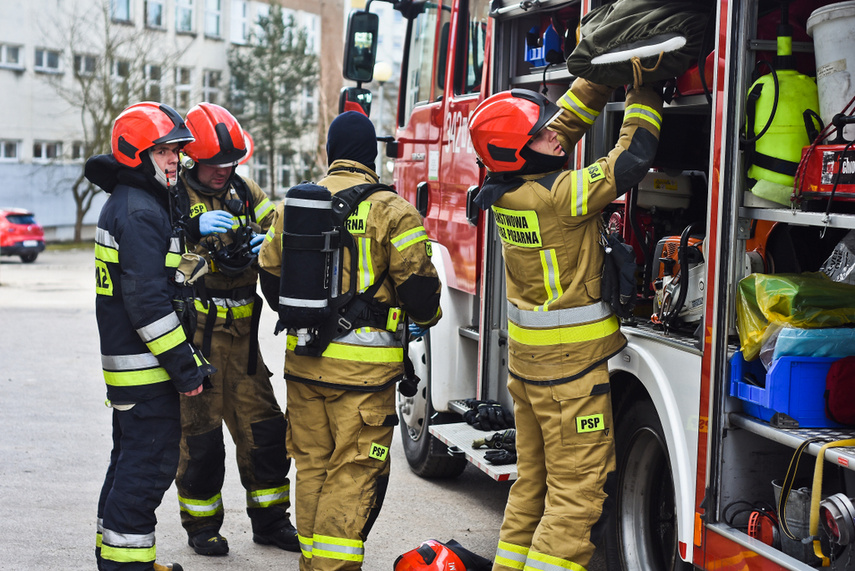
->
[326, 111, 378, 172]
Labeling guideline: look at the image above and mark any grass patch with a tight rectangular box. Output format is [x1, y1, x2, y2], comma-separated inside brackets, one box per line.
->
[46, 241, 94, 251]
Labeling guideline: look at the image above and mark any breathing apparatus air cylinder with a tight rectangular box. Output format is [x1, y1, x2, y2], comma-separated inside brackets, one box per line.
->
[745, 14, 820, 189]
[277, 183, 338, 331]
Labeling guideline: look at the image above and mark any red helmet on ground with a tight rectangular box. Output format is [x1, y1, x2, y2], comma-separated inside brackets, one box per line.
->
[468, 89, 563, 172]
[393, 540, 466, 571]
[111, 102, 194, 168]
[183, 103, 247, 167]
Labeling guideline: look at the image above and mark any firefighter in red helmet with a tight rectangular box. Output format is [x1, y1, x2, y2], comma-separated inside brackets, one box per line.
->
[173, 102, 297, 556]
[86, 101, 215, 571]
[469, 79, 665, 571]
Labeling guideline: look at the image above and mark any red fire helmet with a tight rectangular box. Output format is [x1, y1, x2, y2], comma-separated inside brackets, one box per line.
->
[468, 89, 562, 173]
[111, 102, 194, 168]
[394, 540, 467, 571]
[183, 102, 247, 167]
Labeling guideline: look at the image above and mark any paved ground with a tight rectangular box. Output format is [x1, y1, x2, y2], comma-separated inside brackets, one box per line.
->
[0, 248, 512, 570]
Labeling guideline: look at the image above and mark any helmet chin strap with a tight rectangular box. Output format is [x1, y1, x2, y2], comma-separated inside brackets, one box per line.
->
[148, 149, 177, 189]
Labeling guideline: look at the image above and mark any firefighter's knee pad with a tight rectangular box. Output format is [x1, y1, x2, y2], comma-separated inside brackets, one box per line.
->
[250, 415, 290, 482]
[181, 426, 226, 494]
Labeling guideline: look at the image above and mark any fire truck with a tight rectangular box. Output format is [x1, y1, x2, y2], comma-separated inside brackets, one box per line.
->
[342, 0, 855, 569]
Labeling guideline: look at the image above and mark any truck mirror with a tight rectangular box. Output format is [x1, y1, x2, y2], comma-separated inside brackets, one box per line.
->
[339, 87, 373, 116]
[343, 11, 379, 83]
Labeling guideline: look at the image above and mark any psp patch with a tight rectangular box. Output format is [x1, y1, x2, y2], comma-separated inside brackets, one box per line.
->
[576, 413, 605, 434]
[369, 442, 389, 461]
[585, 163, 605, 184]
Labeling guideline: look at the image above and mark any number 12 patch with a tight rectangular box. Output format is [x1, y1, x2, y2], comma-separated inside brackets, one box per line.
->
[576, 414, 605, 433]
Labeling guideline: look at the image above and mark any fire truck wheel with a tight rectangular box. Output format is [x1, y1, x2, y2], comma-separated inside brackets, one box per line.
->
[397, 331, 467, 479]
[606, 397, 691, 571]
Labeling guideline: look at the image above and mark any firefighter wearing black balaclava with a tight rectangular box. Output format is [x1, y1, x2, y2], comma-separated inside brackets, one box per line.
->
[468, 79, 664, 571]
[87, 101, 215, 571]
[174, 103, 297, 556]
[258, 111, 442, 570]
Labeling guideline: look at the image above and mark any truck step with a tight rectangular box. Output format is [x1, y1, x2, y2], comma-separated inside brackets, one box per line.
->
[429, 422, 518, 482]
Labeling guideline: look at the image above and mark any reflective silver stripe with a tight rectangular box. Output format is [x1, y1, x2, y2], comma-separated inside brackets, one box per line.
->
[246, 488, 289, 507]
[524, 550, 586, 571]
[97, 517, 104, 533]
[508, 301, 611, 328]
[334, 329, 399, 347]
[558, 91, 598, 124]
[358, 237, 372, 292]
[136, 313, 182, 342]
[168, 236, 181, 253]
[199, 296, 254, 308]
[538, 249, 562, 310]
[101, 528, 155, 548]
[279, 296, 329, 308]
[496, 546, 527, 568]
[101, 353, 160, 370]
[625, 104, 663, 129]
[178, 496, 223, 514]
[313, 538, 364, 558]
[391, 227, 427, 250]
[283, 197, 332, 209]
[573, 169, 585, 215]
[96, 227, 119, 249]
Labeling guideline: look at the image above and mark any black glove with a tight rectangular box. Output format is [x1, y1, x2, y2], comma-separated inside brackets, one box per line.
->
[462, 399, 514, 431]
[484, 448, 517, 465]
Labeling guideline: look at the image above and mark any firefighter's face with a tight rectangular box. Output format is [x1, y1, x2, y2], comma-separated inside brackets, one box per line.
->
[197, 163, 233, 190]
[527, 127, 565, 157]
[150, 143, 181, 186]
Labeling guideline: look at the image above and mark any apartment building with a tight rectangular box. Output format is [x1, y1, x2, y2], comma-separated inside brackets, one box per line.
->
[0, 0, 343, 240]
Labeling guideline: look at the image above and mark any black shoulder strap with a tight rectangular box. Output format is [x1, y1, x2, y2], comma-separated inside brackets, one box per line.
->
[331, 183, 396, 224]
[231, 175, 255, 223]
[536, 171, 561, 191]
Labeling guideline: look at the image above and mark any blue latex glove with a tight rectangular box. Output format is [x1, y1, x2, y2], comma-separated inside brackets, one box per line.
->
[199, 210, 233, 236]
[250, 232, 264, 255]
[409, 323, 428, 339]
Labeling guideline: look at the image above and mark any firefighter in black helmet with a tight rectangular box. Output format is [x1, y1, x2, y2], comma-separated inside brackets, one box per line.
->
[87, 101, 215, 571]
[174, 102, 297, 556]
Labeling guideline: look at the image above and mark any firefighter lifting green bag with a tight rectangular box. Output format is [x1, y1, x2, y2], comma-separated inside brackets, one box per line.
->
[566, 0, 712, 87]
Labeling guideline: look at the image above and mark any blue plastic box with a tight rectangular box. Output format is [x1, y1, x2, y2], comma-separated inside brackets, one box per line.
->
[524, 25, 561, 67]
[729, 351, 843, 428]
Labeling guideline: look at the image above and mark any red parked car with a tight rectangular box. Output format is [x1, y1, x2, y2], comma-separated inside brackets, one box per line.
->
[0, 208, 46, 263]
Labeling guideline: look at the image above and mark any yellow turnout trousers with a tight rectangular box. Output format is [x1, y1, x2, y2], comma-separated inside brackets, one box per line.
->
[493, 365, 615, 571]
[286, 381, 397, 571]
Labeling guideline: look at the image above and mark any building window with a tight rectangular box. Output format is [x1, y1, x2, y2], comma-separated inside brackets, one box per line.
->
[34, 48, 61, 73]
[254, 153, 268, 190]
[73, 54, 97, 76]
[0, 44, 23, 69]
[230, 0, 248, 44]
[71, 141, 86, 161]
[33, 141, 62, 162]
[176, 0, 195, 33]
[203, 70, 221, 104]
[111, 0, 131, 22]
[175, 67, 193, 111]
[303, 84, 317, 122]
[146, 0, 165, 28]
[205, 0, 221, 37]
[145, 64, 162, 101]
[0, 140, 20, 162]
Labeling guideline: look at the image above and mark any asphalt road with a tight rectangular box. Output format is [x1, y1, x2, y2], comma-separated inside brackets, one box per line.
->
[0, 248, 512, 571]
[0, 248, 605, 571]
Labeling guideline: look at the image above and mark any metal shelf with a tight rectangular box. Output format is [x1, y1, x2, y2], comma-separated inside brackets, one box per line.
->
[739, 207, 855, 230]
[729, 413, 855, 472]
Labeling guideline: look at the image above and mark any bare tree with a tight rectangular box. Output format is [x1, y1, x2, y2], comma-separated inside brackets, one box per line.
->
[38, 0, 189, 241]
[228, 2, 319, 199]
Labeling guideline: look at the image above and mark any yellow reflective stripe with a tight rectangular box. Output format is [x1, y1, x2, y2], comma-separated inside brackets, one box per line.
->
[145, 325, 186, 356]
[496, 541, 528, 570]
[391, 226, 428, 251]
[230, 215, 245, 229]
[625, 103, 663, 130]
[194, 299, 255, 320]
[247, 485, 289, 508]
[100, 544, 157, 564]
[178, 493, 223, 517]
[103, 367, 170, 386]
[165, 251, 181, 268]
[95, 243, 119, 263]
[558, 89, 599, 124]
[508, 314, 619, 346]
[537, 249, 563, 311]
[321, 341, 404, 363]
[265, 226, 276, 242]
[312, 534, 364, 563]
[524, 548, 586, 571]
[298, 534, 313, 558]
[357, 237, 373, 292]
[255, 197, 275, 220]
[569, 169, 589, 216]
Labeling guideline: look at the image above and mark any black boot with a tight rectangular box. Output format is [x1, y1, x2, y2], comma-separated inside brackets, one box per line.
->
[252, 520, 299, 552]
[188, 529, 229, 556]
